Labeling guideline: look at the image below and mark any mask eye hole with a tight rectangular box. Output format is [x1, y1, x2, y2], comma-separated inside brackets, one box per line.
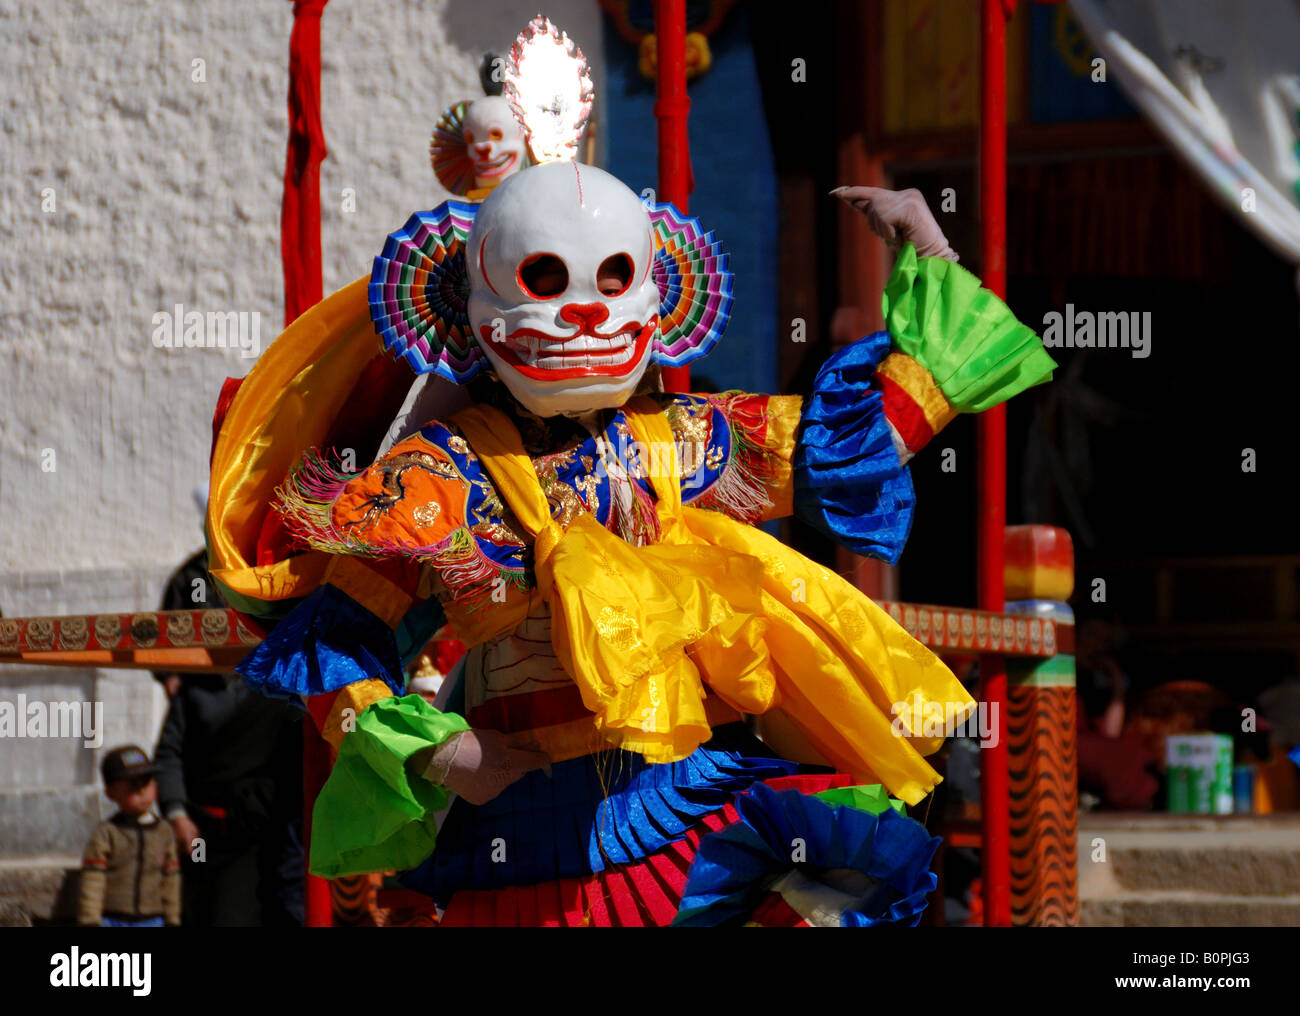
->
[488, 127, 503, 142]
[464, 129, 475, 145]
[517, 253, 569, 299]
[596, 253, 634, 298]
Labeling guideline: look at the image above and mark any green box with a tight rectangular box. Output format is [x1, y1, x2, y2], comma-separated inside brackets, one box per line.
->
[1165, 734, 1233, 814]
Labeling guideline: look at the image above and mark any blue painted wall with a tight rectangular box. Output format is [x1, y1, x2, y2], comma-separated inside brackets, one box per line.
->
[601, 7, 778, 397]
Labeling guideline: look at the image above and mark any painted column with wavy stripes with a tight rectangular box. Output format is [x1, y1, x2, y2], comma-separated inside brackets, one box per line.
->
[1004, 526, 1079, 926]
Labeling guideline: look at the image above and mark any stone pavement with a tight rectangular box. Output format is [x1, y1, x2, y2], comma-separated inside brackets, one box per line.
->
[1079, 812, 1300, 926]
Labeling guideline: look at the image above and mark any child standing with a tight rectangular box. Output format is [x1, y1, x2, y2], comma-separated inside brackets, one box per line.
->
[78, 745, 181, 927]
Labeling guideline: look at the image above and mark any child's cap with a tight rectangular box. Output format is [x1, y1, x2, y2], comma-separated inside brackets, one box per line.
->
[101, 745, 159, 784]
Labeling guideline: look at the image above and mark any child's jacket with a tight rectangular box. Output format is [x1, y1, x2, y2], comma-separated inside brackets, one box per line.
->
[78, 812, 181, 925]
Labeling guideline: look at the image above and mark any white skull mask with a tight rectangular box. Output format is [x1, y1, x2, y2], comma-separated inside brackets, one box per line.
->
[466, 161, 660, 418]
[462, 96, 527, 189]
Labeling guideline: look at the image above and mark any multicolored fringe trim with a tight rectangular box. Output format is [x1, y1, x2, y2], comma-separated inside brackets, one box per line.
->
[274, 448, 527, 613]
[688, 393, 776, 524]
[603, 462, 663, 548]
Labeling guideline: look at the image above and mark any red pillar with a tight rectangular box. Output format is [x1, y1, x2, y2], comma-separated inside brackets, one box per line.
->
[654, 0, 691, 394]
[282, 0, 329, 327]
[978, 0, 1012, 928]
[283, 0, 333, 927]
[301, 721, 333, 927]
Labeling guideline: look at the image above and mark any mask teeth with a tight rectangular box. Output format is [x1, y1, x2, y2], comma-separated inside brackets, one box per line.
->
[499, 324, 641, 364]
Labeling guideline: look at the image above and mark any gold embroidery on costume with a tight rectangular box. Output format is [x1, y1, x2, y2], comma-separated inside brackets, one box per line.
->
[471, 519, 525, 545]
[574, 473, 600, 514]
[678, 440, 705, 476]
[412, 502, 442, 528]
[474, 491, 506, 524]
[596, 605, 642, 650]
[664, 398, 712, 445]
[535, 457, 590, 529]
[838, 610, 867, 643]
[403, 451, 459, 477]
[344, 451, 463, 532]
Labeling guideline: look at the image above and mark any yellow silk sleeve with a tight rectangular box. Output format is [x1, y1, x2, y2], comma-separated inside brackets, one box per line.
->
[634, 401, 969, 805]
[207, 277, 409, 616]
[675, 507, 969, 804]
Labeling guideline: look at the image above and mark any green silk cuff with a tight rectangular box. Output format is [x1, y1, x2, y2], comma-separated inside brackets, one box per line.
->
[883, 243, 1057, 413]
[309, 694, 470, 878]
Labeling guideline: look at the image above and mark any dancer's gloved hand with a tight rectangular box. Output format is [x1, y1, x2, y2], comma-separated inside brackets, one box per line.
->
[831, 186, 959, 262]
[416, 728, 552, 806]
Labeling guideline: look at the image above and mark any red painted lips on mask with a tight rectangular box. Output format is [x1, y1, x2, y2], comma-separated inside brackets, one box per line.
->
[474, 149, 519, 179]
[479, 315, 658, 381]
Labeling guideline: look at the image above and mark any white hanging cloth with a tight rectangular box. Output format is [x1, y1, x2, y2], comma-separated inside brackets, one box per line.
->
[1071, 0, 1300, 263]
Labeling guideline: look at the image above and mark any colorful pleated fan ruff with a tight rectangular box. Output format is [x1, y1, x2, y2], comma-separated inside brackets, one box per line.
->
[369, 201, 483, 382]
[429, 101, 476, 197]
[367, 200, 736, 380]
[648, 203, 734, 367]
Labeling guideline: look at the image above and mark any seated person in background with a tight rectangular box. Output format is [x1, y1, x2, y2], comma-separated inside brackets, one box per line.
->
[1075, 615, 1158, 810]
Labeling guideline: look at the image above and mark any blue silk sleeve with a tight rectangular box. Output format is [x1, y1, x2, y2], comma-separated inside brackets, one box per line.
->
[237, 583, 411, 700]
[792, 330, 914, 564]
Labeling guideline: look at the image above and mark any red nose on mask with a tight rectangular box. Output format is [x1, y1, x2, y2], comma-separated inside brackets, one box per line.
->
[559, 302, 610, 335]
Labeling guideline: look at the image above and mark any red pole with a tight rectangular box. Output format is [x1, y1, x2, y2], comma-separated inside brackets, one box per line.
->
[282, 0, 329, 327]
[978, 0, 1012, 928]
[302, 720, 333, 927]
[654, 0, 692, 394]
[283, 0, 333, 927]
